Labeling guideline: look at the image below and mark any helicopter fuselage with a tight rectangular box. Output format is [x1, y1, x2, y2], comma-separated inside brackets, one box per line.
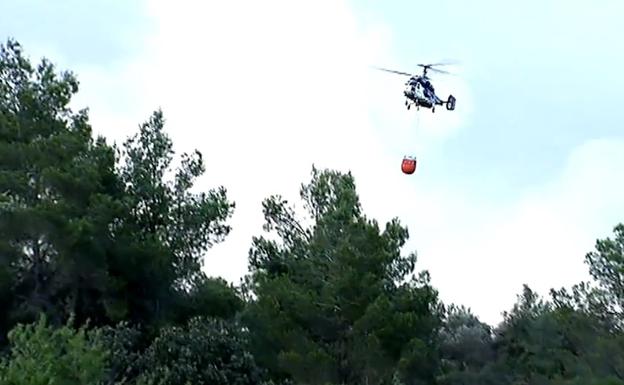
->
[403, 76, 441, 110]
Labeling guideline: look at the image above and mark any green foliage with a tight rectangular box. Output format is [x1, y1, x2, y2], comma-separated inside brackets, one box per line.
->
[172, 274, 245, 324]
[117, 109, 234, 282]
[106, 109, 236, 328]
[437, 304, 494, 385]
[244, 166, 442, 385]
[434, 232, 624, 385]
[584, 223, 624, 323]
[133, 316, 265, 385]
[0, 37, 121, 330]
[99, 321, 146, 385]
[0, 314, 109, 385]
[0, 38, 237, 338]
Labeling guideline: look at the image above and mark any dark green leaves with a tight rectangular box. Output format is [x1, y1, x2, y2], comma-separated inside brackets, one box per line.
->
[0, 38, 236, 336]
[118, 109, 234, 284]
[134, 317, 266, 385]
[585, 223, 624, 320]
[244, 167, 442, 385]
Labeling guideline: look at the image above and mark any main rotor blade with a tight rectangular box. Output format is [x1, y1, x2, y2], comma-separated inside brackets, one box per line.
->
[427, 67, 452, 75]
[371, 66, 413, 76]
[418, 60, 459, 67]
[416, 63, 454, 75]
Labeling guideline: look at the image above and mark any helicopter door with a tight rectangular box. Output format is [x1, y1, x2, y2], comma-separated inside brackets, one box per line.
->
[404, 84, 414, 97]
[414, 83, 424, 98]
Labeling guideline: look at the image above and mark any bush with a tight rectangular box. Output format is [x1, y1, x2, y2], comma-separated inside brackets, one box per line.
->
[0, 314, 109, 385]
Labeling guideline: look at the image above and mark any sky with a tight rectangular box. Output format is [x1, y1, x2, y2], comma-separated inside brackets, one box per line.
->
[1, 0, 623, 326]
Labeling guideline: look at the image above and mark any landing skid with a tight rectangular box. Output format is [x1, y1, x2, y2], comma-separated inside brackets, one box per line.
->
[405, 99, 433, 112]
[405, 100, 420, 111]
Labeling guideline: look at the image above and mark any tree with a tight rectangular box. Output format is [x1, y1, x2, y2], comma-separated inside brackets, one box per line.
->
[116, 109, 234, 284]
[584, 223, 624, 325]
[243, 166, 442, 385]
[541, 224, 624, 383]
[436, 305, 495, 385]
[0, 39, 237, 339]
[103, 109, 236, 327]
[486, 285, 574, 385]
[483, 280, 624, 385]
[0, 38, 122, 332]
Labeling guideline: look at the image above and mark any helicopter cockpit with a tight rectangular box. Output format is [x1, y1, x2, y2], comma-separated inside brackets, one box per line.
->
[404, 77, 427, 99]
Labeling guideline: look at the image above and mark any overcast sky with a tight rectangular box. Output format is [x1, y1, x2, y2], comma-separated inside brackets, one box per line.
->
[2, 0, 623, 326]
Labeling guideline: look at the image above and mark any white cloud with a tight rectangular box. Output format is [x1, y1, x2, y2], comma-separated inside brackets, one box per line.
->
[416, 138, 624, 326]
[66, 0, 469, 283]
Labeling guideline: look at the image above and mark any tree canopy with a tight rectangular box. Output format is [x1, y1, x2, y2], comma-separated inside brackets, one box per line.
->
[243, 167, 442, 385]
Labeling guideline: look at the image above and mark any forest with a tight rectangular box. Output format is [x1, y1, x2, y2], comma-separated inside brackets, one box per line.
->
[1, 38, 623, 385]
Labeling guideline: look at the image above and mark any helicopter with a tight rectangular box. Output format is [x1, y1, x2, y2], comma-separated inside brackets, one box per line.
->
[374, 63, 457, 112]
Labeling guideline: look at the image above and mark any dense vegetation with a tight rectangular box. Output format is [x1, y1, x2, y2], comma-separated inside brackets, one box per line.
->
[1, 38, 623, 385]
